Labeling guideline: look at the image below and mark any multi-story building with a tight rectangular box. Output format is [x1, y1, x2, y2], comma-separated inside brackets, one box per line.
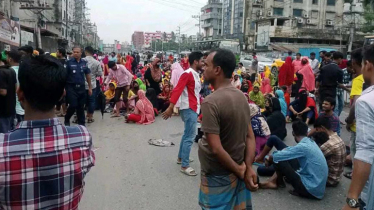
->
[201, 0, 223, 40]
[132, 31, 144, 50]
[143, 31, 172, 48]
[222, 0, 246, 42]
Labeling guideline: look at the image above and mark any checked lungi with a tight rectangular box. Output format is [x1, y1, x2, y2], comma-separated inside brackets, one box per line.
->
[199, 173, 253, 210]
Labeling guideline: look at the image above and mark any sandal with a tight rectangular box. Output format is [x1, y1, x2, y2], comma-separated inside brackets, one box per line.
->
[180, 167, 198, 176]
[344, 171, 352, 179]
[87, 119, 95, 123]
[177, 158, 194, 164]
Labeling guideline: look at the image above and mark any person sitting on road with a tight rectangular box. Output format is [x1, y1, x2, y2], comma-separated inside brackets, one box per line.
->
[127, 80, 140, 113]
[249, 104, 271, 155]
[317, 97, 341, 136]
[265, 97, 287, 140]
[259, 120, 328, 200]
[125, 90, 155, 125]
[249, 84, 265, 108]
[286, 89, 318, 125]
[313, 117, 346, 187]
[281, 85, 291, 107]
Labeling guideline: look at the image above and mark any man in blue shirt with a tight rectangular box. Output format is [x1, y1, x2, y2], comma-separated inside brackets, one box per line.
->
[65, 47, 92, 126]
[260, 120, 328, 200]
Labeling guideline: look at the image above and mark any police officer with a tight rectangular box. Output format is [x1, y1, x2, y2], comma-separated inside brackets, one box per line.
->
[65, 46, 92, 126]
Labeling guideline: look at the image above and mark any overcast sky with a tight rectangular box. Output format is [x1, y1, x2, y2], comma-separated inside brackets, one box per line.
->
[87, 0, 207, 44]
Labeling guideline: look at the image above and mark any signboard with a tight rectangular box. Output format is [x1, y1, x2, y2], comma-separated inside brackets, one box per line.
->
[21, 30, 34, 46]
[256, 24, 270, 47]
[116, 44, 121, 50]
[0, 15, 20, 46]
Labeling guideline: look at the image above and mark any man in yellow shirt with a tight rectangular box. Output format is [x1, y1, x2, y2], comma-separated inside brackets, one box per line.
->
[345, 48, 364, 179]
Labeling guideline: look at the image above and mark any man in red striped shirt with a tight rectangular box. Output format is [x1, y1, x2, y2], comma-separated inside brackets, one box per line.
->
[162, 52, 204, 176]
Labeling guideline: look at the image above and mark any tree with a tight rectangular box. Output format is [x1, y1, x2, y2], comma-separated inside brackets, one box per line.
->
[163, 32, 167, 41]
[171, 31, 176, 42]
[363, 5, 374, 32]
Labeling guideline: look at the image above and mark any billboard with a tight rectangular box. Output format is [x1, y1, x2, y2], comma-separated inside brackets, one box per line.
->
[0, 15, 20, 46]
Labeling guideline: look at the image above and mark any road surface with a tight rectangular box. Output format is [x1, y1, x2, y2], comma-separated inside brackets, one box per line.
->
[75, 109, 352, 210]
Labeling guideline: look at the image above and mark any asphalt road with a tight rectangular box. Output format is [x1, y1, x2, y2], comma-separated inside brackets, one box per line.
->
[75, 108, 352, 210]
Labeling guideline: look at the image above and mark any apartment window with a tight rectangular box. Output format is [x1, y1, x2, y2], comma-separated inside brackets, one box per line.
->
[273, 8, 284, 16]
[293, 9, 303, 17]
[312, 0, 318, 4]
[311, 11, 318, 18]
[294, 0, 303, 3]
[327, 0, 335, 6]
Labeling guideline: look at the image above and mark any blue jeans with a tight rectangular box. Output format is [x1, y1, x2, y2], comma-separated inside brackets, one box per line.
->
[334, 90, 344, 117]
[86, 87, 97, 114]
[178, 109, 197, 168]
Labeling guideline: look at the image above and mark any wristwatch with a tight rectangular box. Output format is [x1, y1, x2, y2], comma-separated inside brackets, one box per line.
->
[346, 198, 361, 208]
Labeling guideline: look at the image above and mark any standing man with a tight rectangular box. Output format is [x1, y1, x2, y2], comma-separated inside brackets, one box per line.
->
[162, 52, 204, 176]
[6, 50, 23, 124]
[293, 53, 303, 73]
[18, 45, 33, 57]
[342, 45, 374, 210]
[251, 52, 258, 74]
[198, 48, 258, 209]
[0, 51, 16, 133]
[65, 47, 92, 126]
[0, 55, 95, 209]
[109, 52, 117, 63]
[309, 52, 320, 76]
[84, 46, 103, 123]
[345, 48, 364, 180]
[104, 61, 133, 118]
[316, 52, 349, 110]
[335, 60, 352, 117]
[56, 48, 67, 117]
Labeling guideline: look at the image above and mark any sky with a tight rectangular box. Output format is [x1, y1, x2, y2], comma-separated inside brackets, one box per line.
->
[87, 0, 207, 44]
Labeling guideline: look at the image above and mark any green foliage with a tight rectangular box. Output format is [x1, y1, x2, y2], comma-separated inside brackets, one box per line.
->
[363, 5, 374, 33]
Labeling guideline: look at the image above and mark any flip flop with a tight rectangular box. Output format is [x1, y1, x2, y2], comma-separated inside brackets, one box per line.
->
[344, 172, 352, 179]
[177, 158, 194, 164]
[180, 167, 197, 176]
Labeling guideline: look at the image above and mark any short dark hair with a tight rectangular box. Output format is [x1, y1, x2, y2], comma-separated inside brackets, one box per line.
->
[203, 52, 209, 57]
[85, 46, 94, 55]
[19, 45, 34, 54]
[363, 44, 374, 65]
[36, 48, 45, 55]
[111, 52, 116, 55]
[281, 85, 287, 91]
[18, 55, 67, 111]
[312, 131, 330, 146]
[57, 48, 66, 57]
[292, 120, 309, 137]
[320, 50, 327, 55]
[210, 48, 236, 79]
[72, 46, 82, 51]
[188, 51, 203, 66]
[325, 52, 332, 58]
[288, 51, 292, 56]
[238, 62, 243, 66]
[323, 96, 336, 108]
[296, 53, 301, 56]
[6, 49, 22, 63]
[347, 60, 352, 67]
[310, 52, 316, 56]
[253, 52, 257, 55]
[333, 51, 344, 60]
[351, 48, 363, 66]
[108, 61, 116, 68]
[314, 117, 332, 130]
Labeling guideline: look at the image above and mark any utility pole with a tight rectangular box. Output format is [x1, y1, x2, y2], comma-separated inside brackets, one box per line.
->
[19, 3, 53, 49]
[192, 15, 201, 41]
[177, 26, 181, 53]
[348, 0, 357, 53]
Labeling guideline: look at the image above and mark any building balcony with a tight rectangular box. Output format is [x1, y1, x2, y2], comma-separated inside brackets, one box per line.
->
[202, 22, 214, 28]
[201, 12, 222, 21]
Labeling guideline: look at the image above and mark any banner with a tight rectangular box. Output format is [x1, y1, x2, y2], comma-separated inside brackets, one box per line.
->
[0, 15, 20, 46]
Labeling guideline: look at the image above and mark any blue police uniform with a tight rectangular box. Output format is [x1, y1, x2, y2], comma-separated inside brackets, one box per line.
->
[64, 57, 91, 126]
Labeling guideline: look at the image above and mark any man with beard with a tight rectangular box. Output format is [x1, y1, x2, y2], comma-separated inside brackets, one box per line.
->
[162, 51, 203, 176]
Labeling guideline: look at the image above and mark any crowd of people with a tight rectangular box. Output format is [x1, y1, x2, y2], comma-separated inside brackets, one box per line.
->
[0, 43, 373, 209]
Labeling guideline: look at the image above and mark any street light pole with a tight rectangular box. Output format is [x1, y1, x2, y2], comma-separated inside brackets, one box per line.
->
[192, 15, 201, 41]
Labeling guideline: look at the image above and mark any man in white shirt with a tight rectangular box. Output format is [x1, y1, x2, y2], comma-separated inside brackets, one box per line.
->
[343, 45, 374, 210]
[309, 52, 320, 76]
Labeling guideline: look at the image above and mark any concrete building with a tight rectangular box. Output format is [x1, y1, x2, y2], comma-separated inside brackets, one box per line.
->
[132, 31, 144, 50]
[222, 0, 246, 42]
[249, 0, 365, 52]
[143, 31, 172, 48]
[201, 0, 223, 40]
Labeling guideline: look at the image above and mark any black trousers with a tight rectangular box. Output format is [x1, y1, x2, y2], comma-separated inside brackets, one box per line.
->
[274, 160, 315, 199]
[65, 84, 86, 126]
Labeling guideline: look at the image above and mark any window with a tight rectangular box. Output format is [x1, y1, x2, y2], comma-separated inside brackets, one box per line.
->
[327, 0, 335, 6]
[311, 11, 318, 18]
[294, 0, 303, 2]
[312, 0, 318, 4]
[273, 8, 284, 16]
[293, 9, 303, 17]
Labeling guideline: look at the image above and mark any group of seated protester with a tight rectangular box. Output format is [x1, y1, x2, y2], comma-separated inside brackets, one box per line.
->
[253, 118, 346, 199]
